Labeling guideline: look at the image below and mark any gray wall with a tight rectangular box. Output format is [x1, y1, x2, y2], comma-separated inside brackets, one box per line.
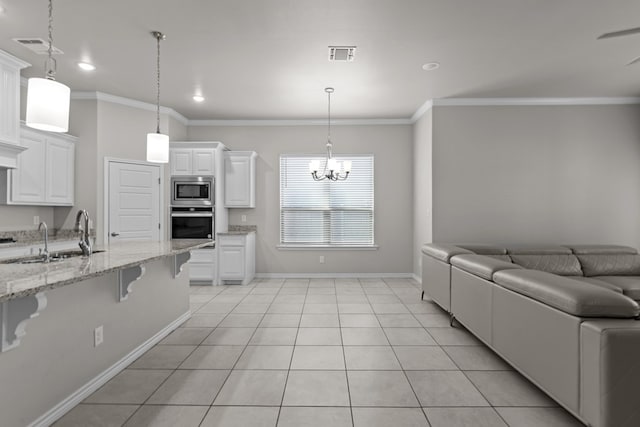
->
[412, 109, 433, 277]
[431, 104, 640, 248]
[188, 124, 414, 275]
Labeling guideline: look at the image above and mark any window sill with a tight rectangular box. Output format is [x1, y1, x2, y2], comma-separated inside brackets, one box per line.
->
[277, 245, 379, 251]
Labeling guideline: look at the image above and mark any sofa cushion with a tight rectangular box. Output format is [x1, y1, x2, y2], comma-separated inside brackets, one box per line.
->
[592, 276, 640, 301]
[509, 254, 583, 276]
[486, 254, 513, 262]
[456, 244, 507, 255]
[421, 244, 472, 263]
[571, 277, 623, 294]
[577, 254, 640, 277]
[507, 246, 572, 255]
[568, 245, 637, 255]
[493, 269, 640, 318]
[450, 254, 522, 280]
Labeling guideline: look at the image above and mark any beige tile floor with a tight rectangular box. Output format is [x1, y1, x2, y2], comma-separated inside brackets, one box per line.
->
[54, 278, 585, 427]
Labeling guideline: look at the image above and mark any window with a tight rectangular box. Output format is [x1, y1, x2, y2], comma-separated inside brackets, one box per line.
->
[280, 154, 374, 247]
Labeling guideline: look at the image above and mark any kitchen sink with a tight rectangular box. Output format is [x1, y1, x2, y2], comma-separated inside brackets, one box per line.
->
[1, 249, 105, 265]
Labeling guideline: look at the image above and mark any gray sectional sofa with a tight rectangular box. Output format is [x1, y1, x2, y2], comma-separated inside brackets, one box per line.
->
[421, 243, 640, 427]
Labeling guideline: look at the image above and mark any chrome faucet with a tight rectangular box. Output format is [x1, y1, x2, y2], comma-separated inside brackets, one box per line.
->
[74, 209, 92, 256]
[38, 221, 50, 262]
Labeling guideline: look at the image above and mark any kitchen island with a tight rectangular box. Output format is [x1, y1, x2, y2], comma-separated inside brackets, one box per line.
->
[0, 239, 210, 427]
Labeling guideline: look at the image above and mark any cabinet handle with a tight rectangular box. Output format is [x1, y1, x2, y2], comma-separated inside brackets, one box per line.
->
[111, 232, 120, 237]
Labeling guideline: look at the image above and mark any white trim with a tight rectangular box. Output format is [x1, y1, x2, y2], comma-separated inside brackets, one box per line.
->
[103, 157, 166, 245]
[431, 97, 640, 107]
[188, 118, 412, 127]
[411, 99, 434, 123]
[412, 273, 421, 284]
[28, 311, 191, 427]
[255, 272, 414, 279]
[71, 91, 189, 125]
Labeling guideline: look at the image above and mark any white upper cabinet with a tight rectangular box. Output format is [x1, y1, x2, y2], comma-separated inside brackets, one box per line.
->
[170, 148, 215, 176]
[0, 50, 29, 169]
[1, 125, 76, 206]
[224, 151, 257, 208]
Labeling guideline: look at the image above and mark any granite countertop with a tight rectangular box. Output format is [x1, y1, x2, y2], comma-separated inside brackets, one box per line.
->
[0, 239, 212, 302]
[0, 229, 93, 249]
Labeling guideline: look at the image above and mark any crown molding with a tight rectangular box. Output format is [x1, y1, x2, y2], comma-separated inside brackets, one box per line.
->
[187, 118, 412, 127]
[70, 91, 189, 125]
[431, 97, 640, 107]
[410, 99, 434, 123]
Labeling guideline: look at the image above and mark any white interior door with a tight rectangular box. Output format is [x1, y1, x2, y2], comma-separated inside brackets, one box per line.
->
[108, 160, 161, 243]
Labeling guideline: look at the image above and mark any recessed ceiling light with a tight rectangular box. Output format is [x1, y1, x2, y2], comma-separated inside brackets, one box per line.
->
[192, 95, 205, 103]
[0, 6, 6, 14]
[77, 62, 96, 71]
[422, 62, 440, 71]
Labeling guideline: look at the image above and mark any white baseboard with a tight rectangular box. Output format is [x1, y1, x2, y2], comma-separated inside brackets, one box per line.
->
[255, 272, 415, 279]
[412, 273, 421, 284]
[29, 311, 191, 427]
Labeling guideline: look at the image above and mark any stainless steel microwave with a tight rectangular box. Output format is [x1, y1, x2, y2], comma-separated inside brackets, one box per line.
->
[171, 176, 214, 206]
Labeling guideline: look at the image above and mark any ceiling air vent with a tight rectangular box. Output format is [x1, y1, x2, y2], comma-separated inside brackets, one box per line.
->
[13, 38, 63, 55]
[329, 46, 356, 62]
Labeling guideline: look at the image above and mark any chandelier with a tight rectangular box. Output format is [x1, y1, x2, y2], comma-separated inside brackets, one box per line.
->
[309, 87, 351, 181]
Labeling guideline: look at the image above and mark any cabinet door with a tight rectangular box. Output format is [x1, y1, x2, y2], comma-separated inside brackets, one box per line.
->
[10, 130, 46, 203]
[45, 138, 74, 205]
[192, 149, 215, 175]
[224, 154, 254, 207]
[219, 246, 246, 279]
[170, 149, 193, 175]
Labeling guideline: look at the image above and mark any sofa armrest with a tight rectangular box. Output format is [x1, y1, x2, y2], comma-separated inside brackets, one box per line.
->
[493, 270, 640, 318]
[581, 320, 640, 427]
[421, 244, 472, 263]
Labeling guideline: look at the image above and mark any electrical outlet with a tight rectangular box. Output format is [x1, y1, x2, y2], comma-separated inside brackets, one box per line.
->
[33, 215, 39, 225]
[241, 215, 247, 223]
[319, 256, 325, 264]
[94, 325, 104, 347]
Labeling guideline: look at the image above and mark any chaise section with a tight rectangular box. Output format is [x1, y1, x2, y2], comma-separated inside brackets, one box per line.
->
[450, 255, 522, 343]
[591, 276, 640, 301]
[580, 320, 640, 427]
[492, 269, 640, 318]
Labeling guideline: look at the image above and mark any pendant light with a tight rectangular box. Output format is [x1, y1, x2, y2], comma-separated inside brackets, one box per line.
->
[146, 31, 169, 163]
[26, 0, 70, 133]
[309, 87, 351, 181]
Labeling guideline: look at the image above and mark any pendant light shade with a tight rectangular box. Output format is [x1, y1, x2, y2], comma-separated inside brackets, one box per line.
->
[146, 132, 169, 163]
[26, 77, 70, 133]
[146, 31, 169, 163]
[26, 0, 70, 133]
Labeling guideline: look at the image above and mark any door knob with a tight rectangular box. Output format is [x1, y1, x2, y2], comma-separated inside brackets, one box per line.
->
[111, 232, 120, 237]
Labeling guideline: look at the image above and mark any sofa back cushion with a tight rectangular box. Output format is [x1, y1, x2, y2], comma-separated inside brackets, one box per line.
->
[567, 245, 637, 255]
[422, 244, 472, 263]
[577, 254, 640, 277]
[450, 254, 521, 280]
[510, 254, 583, 276]
[456, 244, 507, 255]
[507, 246, 572, 255]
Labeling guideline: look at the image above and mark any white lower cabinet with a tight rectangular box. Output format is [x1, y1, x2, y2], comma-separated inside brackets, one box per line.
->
[188, 247, 217, 284]
[218, 233, 255, 285]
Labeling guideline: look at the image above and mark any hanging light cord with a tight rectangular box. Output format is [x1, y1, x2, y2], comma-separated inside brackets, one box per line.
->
[155, 33, 161, 134]
[326, 88, 333, 158]
[45, 0, 56, 80]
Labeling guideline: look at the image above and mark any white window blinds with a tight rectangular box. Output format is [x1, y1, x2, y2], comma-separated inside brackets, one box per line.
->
[280, 154, 374, 246]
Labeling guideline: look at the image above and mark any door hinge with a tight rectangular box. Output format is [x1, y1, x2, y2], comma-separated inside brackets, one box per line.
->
[158, 178, 161, 184]
[158, 223, 161, 230]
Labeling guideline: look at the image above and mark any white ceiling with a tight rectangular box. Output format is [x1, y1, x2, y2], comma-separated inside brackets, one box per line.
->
[1, 0, 640, 120]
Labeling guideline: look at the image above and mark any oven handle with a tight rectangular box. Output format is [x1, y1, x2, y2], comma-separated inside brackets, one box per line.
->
[171, 213, 214, 218]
